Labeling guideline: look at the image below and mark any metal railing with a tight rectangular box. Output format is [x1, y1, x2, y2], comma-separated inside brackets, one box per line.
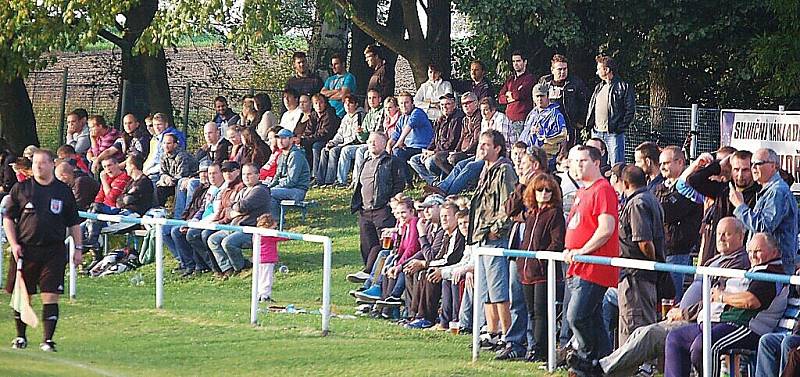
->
[472, 247, 800, 376]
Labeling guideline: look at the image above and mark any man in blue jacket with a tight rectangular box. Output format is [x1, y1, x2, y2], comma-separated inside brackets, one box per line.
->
[387, 91, 433, 186]
[269, 128, 311, 219]
[520, 83, 567, 170]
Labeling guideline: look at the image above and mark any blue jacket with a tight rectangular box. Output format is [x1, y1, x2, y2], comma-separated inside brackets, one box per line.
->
[270, 145, 311, 191]
[391, 108, 433, 149]
[734, 173, 798, 274]
[520, 103, 566, 150]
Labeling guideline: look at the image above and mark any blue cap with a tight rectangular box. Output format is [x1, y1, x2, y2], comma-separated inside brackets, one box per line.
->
[277, 129, 294, 138]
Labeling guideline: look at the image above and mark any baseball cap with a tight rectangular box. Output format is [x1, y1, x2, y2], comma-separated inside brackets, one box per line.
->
[277, 129, 294, 138]
[532, 83, 549, 97]
[198, 161, 211, 172]
[439, 93, 456, 101]
[220, 161, 240, 172]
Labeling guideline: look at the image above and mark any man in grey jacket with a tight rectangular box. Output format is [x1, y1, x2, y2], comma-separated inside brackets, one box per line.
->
[269, 128, 311, 219]
[208, 164, 271, 275]
[156, 133, 197, 207]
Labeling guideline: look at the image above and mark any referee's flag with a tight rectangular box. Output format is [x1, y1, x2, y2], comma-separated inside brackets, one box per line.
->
[10, 259, 38, 328]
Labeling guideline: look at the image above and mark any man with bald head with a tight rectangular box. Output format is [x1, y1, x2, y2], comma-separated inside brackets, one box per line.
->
[55, 161, 99, 211]
[594, 217, 751, 377]
[195, 122, 231, 166]
[731, 147, 798, 274]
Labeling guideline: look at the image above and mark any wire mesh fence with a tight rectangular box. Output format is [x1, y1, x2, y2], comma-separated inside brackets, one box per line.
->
[624, 105, 721, 162]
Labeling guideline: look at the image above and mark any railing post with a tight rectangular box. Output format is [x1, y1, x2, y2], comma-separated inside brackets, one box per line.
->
[68, 236, 77, 300]
[779, 105, 786, 112]
[250, 232, 261, 325]
[702, 273, 712, 377]
[322, 237, 333, 336]
[547, 256, 557, 372]
[690, 104, 699, 159]
[472, 250, 483, 362]
[0, 232, 4, 289]
[155, 223, 164, 309]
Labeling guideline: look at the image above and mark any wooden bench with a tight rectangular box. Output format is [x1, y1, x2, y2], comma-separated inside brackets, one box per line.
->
[278, 200, 318, 230]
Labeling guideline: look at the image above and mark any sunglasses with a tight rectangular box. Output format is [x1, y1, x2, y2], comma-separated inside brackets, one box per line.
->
[462, 100, 475, 105]
[536, 187, 553, 193]
[751, 160, 774, 168]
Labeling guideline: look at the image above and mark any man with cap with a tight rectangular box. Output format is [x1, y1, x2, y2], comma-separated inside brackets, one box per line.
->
[520, 82, 567, 171]
[268, 128, 311, 220]
[206, 161, 244, 279]
[408, 93, 465, 185]
[165, 162, 212, 277]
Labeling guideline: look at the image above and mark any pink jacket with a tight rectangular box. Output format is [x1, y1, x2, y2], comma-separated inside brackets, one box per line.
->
[394, 217, 420, 266]
[259, 235, 287, 264]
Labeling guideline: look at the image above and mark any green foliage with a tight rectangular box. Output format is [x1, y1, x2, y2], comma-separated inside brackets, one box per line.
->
[750, 0, 800, 101]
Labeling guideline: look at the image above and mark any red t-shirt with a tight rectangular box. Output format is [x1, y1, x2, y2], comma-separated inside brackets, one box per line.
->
[565, 178, 620, 287]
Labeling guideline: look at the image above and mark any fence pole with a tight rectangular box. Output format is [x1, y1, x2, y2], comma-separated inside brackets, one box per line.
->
[183, 83, 191, 135]
[322, 237, 333, 336]
[120, 80, 130, 124]
[58, 67, 69, 146]
[471, 257, 483, 362]
[250, 233, 261, 325]
[546, 256, 557, 372]
[68, 237, 77, 300]
[0, 232, 4, 289]
[690, 104, 699, 159]
[701, 274, 712, 377]
[155, 224, 164, 309]
[779, 105, 786, 112]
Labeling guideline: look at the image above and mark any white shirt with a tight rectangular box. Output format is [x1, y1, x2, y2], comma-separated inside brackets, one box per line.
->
[280, 107, 303, 133]
[414, 79, 453, 121]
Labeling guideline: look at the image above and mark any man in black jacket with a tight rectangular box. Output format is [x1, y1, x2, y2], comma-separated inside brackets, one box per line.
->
[409, 93, 465, 185]
[654, 146, 702, 302]
[586, 55, 635, 166]
[538, 54, 589, 148]
[348, 132, 406, 282]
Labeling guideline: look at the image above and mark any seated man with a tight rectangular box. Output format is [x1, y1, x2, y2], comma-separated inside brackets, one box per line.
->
[117, 155, 154, 216]
[268, 128, 311, 220]
[65, 108, 90, 154]
[663, 232, 787, 377]
[165, 163, 212, 276]
[756, 302, 800, 377]
[409, 93, 464, 185]
[195, 121, 231, 166]
[143, 113, 187, 184]
[156, 133, 198, 208]
[424, 147, 486, 196]
[387, 91, 433, 186]
[86, 115, 122, 174]
[594, 217, 751, 377]
[317, 94, 362, 186]
[56, 144, 90, 174]
[82, 157, 130, 266]
[186, 162, 238, 275]
[208, 164, 271, 276]
[54, 161, 99, 211]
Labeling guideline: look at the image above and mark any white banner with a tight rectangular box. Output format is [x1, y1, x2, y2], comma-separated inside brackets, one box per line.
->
[720, 110, 800, 190]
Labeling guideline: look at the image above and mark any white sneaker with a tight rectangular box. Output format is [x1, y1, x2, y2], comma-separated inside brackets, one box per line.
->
[39, 341, 56, 352]
[11, 337, 26, 349]
[346, 271, 370, 283]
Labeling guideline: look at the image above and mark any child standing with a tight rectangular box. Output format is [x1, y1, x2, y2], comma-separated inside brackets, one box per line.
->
[256, 214, 288, 302]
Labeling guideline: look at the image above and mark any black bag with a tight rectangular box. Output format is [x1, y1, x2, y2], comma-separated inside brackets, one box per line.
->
[656, 271, 676, 301]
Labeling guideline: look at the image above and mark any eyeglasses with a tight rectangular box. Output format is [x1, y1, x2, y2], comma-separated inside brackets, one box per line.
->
[536, 188, 552, 193]
[462, 100, 475, 105]
[751, 160, 774, 168]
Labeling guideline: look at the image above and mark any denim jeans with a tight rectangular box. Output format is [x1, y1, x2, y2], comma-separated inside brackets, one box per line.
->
[408, 153, 442, 185]
[187, 228, 219, 272]
[392, 147, 421, 185]
[351, 146, 369, 187]
[338, 144, 361, 184]
[173, 177, 201, 219]
[270, 187, 307, 220]
[666, 253, 692, 303]
[566, 276, 610, 360]
[362, 249, 392, 290]
[317, 145, 342, 185]
[506, 258, 530, 353]
[756, 333, 800, 377]
[208, 230, 252, 272]
[438, 158, 484, 195]
[163, 224, 195, 270]
[84, 204, 125, 247]
[459, 280, 486, 331]
[602, 287, 619, 348]
[591, 130, 625, 165]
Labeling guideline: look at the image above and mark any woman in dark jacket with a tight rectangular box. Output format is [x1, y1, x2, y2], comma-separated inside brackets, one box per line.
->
[507, 172, 565, 362]
[240, 126, 271, 167]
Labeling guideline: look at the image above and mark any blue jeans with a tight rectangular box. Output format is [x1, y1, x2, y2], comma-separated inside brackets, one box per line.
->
[163, 224, 195, 270]
[506, 258, 529, 353]
[338, 144, 361, 184]
[186, 228, 219, 272]
[270, 187, 307, 220]
[566, 276, 610, 360]
[318, 145, 342, 185]
[173, 178, 201, 219]
[666, 253, 692, 303]
[756, 333, 800, 377]
[438, 158, 484, 195]
[362, 250, 393, 290]
[207, 230, 252, 272]
[592, 130, 625, 165]
[602, 288, 619, 348]
[408, 153, 442, 185]
[392, 147, 422, 184]
[351, 146, 369, 187]
[459, 280, 486, 331]
[305, 141, 325, 179]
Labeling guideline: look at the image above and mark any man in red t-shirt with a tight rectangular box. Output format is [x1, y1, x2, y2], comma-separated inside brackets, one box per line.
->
[562, 145, 620, 373]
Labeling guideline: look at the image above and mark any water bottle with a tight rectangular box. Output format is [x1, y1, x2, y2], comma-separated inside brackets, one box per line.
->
[719, 355, 731, 377]
[279, 265, 289, 274]
[286, 304, 295, 314]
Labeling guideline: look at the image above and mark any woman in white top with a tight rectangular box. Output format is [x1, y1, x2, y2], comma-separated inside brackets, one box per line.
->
[254, 92, 278, 141]
[279, 88, 303, 133]
[414, 63, 453, 121]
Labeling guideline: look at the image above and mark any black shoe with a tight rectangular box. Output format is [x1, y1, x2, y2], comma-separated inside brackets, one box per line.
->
[39, 340, 57, 352]
[566, 352, 603, 376]
[11, 337, 27, 349]
[181, 269, 195, 278]
[376, 295, 403, 306]
[495, 345, 525, 361]
[526, 350, 546, 363]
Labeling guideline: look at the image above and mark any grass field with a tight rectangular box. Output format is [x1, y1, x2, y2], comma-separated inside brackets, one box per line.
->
[0, 186, 562, 376]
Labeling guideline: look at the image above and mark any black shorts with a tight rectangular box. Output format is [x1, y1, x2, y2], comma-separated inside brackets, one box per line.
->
[5, 256, 67, 295]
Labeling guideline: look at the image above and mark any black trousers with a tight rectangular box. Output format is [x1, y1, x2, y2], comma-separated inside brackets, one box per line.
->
[357, 207, 395, 273]
[523, 282, 563, 353]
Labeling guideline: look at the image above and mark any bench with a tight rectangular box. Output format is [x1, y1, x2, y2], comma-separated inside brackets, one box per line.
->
[279, 200, 318, 231]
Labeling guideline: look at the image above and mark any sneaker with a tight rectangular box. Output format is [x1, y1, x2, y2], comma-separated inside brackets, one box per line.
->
[355, 304, 372, 316]
[479, 332, 500, 350]
[525, 350, 546, 363]
[346, 271, 370, 283]
[348, 287, 367, 298]
[39, 340, 56, 352]
[181, 269, 194, 278]
[566, 352, 603, 376]
[405, 318, 433, 329]
[634, 363, 656, 377]
[258, 296, 275, 303]
[495, 345, 525, 361]
[354, 285, 382, 301]
[376, 295, 403, 306]
[11, 337, 27, 349]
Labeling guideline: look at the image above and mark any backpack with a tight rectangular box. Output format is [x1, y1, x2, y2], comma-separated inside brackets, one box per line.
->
[138, 227, 157, 265]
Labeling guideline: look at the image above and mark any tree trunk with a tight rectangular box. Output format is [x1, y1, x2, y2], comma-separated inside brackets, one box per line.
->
[648, 38, 669, 135]
[0, 77, 39, 151]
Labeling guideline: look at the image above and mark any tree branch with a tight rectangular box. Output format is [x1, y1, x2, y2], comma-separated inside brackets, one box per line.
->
[98, 28, 129, 49]
[333, 0, 414, 59]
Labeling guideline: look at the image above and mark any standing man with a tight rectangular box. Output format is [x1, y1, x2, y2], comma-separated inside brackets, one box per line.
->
[498, 51, 536, 140]
[731, 147, 798, 274]
[285, 51, 324, 96]
[563, 145, 620, 372]
[654, 146, 702, 302]
[467, 129, 518, 354]
[634, 141, 664, 192]
[617, 165, 665, 344]
[454, 60, 493, 101]
[364, 44, 394, 101]
[5, 149, 83, 352]
[519, 82, 568, 169]
[538, 54, 589, 147]
[348, 132, 405, 283]
[320, 53, 356, 118]
[586, 54, 635, 166]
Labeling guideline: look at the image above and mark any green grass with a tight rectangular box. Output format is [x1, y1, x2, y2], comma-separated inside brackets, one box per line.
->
[0, 186, 560, 376]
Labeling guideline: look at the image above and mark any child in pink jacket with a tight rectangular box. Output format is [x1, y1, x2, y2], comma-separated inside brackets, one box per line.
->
[257, 214, 288, 302]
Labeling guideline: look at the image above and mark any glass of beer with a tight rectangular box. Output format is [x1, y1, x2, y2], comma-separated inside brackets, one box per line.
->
[449, 321, 460, 335]
[381, 228, 395, 250]
[661, 298, 675, 319]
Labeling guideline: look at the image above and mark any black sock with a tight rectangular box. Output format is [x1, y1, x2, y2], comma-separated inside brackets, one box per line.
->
[13, 310, 26, 339]
[42, 304, 58, 342]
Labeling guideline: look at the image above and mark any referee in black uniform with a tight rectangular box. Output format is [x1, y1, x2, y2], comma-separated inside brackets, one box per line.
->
[4, 149, 82, 352]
